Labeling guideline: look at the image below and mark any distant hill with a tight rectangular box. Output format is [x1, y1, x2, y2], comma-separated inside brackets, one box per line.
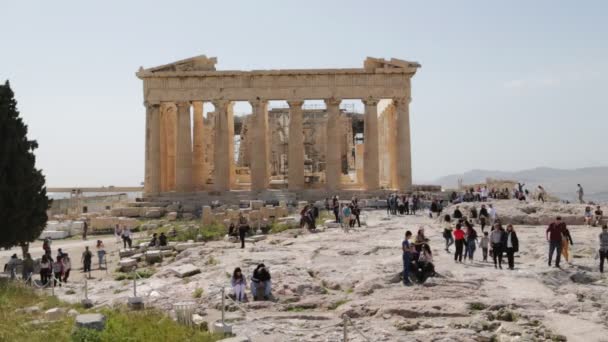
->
[435, 167, 608, 202]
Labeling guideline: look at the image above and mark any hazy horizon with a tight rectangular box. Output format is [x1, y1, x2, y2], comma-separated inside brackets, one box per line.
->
[2, 1, 607, 187]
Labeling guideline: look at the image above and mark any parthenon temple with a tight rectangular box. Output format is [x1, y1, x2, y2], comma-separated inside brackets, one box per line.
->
[137, 55, 420, 198]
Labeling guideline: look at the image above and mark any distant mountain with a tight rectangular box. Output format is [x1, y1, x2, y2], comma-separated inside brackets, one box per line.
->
[435, 167, 608, 202]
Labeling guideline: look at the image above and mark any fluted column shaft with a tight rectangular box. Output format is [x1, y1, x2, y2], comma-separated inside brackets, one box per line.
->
[324, 98, 342, 190]
[144, 103, 161, 195]
[363, 98, 380, 190]
[288, 100, 305, 190]
[175, 101, 193, 193]
[250, 99, 269, 191]
[192, 101, 206, 191]
[213, 100, 231, 191]
[395, 97, 412, 191]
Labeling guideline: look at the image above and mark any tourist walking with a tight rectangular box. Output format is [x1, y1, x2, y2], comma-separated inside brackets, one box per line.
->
[40, 255, 51, 286]
[341, 204, 352, 232]
[503, 224, 519, 270]
[352, 203, 361, 227]
[96, 240, 106, 269]
[465, 225, 478, 262]
[480, 231, 490, 262]
[488, 204, 497, 224]
[599, 224, 608, 273]
[443, 215, 454, 253]
[22, 253, 34, 284]
[594, 206, 603, 227]
[52, 257, 63, 287]
[122, 227, 132, 249]
[82, 246, 93, 277]
[82, 220, 88, 240]
[453, 224, 465, 263]
[546, 216, 566, 268]
[238, 212, 249, 249]
[402, 231, 413, 286]
[62, 254, 71, 283]
[561, 226, 574, 264]
[538, 185, 546, 203]
[231, 267, 247, 302]
[490, 223, 505, 269]
[577, 184, 585, 204]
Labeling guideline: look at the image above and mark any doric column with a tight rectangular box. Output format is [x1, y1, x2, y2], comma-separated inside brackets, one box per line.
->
[192, 101, 206, 191]
[175, 101, 193, 193]
[394, 97, 412, 191]
[362, 98, 380, 190]
[212, 100, 231, 191]
[287, 100, 305, 190]
[144, 102, 161, 195]
[250, 99, 269, 191]
[324, 97, 342, 190]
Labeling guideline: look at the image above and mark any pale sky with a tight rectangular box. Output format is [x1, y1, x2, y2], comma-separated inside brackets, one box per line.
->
[2, 0, 607, 186]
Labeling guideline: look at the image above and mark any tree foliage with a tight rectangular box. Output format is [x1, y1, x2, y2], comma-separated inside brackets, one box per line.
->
[0, 80, 51, 251]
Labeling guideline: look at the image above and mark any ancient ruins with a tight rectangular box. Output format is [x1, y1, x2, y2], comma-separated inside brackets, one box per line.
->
[137, 55, 420, 197]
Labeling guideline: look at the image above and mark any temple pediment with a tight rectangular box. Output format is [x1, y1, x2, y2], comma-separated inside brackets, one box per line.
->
[142, 55, 217, 73]
[364, 57, 421, 72]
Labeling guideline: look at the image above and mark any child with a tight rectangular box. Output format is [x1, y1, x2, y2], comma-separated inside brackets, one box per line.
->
[231, 267, 247, 302]
[52, 256, 63, 287]
[480, 231, 490, 262]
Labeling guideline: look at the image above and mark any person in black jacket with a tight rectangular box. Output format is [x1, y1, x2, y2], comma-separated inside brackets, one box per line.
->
[453, 206, 463, 219]
[502, 224, 519, 270]
[251, 264, 272, 300]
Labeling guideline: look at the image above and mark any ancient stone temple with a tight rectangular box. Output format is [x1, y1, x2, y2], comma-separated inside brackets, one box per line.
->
[137, 55, 420, 196]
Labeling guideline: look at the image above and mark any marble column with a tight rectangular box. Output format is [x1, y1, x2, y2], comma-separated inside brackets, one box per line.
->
[363, 98, 380, 190]
[213, 100, 231, 191]
[287, 100, 305, 190]
[144, 102, 161, 195]
[175, 101, 193, 193]
[394, 97, 412, 191]
[250, 99, 269, 191]
[192, 101, 206, 191]
[324, 98, 342, 190]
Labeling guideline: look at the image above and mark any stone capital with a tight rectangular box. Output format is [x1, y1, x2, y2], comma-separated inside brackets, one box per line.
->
[211, 99, 229, 110]
[324, 97, 341, 107]
[144, 101, 160, 108]
[175, 101, 191, 109]
[287, 100, 304, 109]
[249, 98, 268, 107]
[393, 97, 410, 107]
[362, 97, 379, 106]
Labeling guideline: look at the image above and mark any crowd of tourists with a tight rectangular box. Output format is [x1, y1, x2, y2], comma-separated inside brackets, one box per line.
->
[324, 196, 362, 231]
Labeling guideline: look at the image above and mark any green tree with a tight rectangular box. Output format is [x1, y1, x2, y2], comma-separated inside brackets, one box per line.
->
[0, 80, 51, 256]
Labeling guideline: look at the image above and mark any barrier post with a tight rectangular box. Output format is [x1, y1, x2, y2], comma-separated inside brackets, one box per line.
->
[221, 287, 225, 326]
[133, 273, 137, 297]
[51, 272, 55, 296]
[343, 316, 348, 342]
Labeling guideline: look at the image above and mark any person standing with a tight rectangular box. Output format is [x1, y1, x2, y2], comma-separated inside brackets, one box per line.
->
[577, 184, 585, 204]
[96, 240, 106, 269]
[62, 254, 72, 283]
[490, 223, 505, 269]
[122, 227, 132, 249]
[40, 255, 51, 286]
[52, 257, 63, 287]
[402, 231, 414, 286]
[443, 215, 454, 253]
[238, 212, 249, 249]
[546, 216, 566, 268]
[352, 202, 361, 228]
[22, 253, 34, 284]
[453, 206, 463, 220]
[82, 220, 89, 240]
[561, 226, 574, 264]
[465, 225, 478, 262]
[538, 185, 547, 203]
[114, 224, 122, 243]
[480, 232, 490, 262]
[333, 196, 340, 222]
[599, 224, 608, 273]
[341, 204, 352, 232]
[82, 246, 93, 278]
[503, 224, 519, 270]
[594, 206, 603, 227]
[453, 224, 465, 263]
[488, 204, 497, 225]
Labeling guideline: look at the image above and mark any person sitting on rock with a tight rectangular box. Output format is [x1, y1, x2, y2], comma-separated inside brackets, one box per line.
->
[414, 228, 429, 257]
[231, 267, 247, 302]
[159, 232, 168, 247]
[414, 244, 435, 283]
[251, 264, 272, 300]
[584, 206, 593, 226]
[149, 233, 159, 247]
[594, 206, 603, 227]
[453, 206, 463, 220]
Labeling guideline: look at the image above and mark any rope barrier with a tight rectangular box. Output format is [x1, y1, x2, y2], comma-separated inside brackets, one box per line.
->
[345, 316, 373, 342]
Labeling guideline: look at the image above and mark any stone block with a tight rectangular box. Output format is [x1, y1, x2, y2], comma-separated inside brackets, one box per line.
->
[245, 235, 267, 243]
[170, 264, 201, 278]
[128, 296, 144, 310]
[81, 299, 93, 308]
[67, 309, 80, 317]
[201, 206, 213, 225]
[44, 307, 65, 321]
[182, 213, 194, 220]
[39, 230, 70, 240]
[167, 212, 178, 221]
[251, 200, 264, 210]
[119, 258, 138, 272]
[144, 209, 163, 218]
[130, 253, 143, 261]
[145, 250, 162, 264]
[161, 250, 174, 257]
[211, 321, 233, 334]
[175, 242, 205, 252]
[119, 249, 136, 258]
[324, 220, 340, 228]
[75, 313, 106, 331]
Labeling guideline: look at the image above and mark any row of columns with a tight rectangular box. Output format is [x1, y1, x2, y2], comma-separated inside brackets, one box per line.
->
[144, 97, 412, 195]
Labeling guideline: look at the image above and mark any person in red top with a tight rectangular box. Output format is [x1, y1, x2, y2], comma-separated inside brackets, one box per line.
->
[546, 216, 566, 268]
[453, 223, 466, 263]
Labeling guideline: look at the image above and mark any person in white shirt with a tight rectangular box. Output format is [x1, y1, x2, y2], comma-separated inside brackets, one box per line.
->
[488, 204, 497, 224]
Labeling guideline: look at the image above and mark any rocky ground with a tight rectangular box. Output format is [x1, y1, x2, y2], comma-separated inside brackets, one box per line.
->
[12, 200, 608, 341]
